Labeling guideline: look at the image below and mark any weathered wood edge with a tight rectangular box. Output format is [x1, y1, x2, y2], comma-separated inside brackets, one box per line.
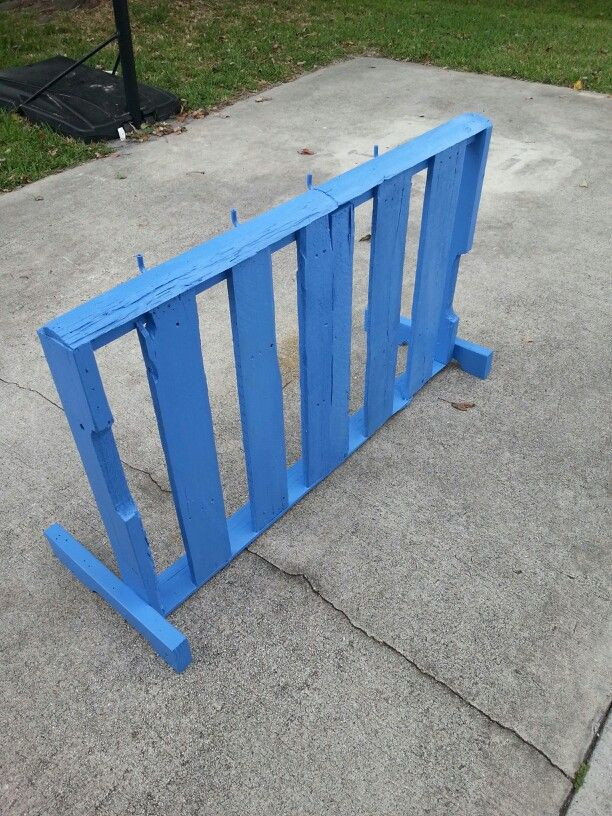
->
[40, 114, 491, 352]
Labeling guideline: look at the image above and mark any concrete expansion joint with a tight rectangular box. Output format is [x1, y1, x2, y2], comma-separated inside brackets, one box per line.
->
[558, 700, 612, 816]
[247, 548, 573, 784]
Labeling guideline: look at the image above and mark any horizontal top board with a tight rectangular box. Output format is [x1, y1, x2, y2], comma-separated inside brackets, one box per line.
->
[41, 113, 491, 351]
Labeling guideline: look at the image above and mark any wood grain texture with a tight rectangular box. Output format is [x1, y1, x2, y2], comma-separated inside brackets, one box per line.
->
[137, 293, 231, 584]
[38, 115, 494, 671]
[297, 205, 354, 485]
[228, 250, 288, 529]
[364, 172, 411, 436]
[434, 127, 492, 363]
[38, 331, 161, 610]
[403, 143, 467, 398]
[42, 115, 490, 352]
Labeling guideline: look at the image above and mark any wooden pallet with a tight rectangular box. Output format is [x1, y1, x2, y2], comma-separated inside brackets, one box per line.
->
[38, 114, 493, 671]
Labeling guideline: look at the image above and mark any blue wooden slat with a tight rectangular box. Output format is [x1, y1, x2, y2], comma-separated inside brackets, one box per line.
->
[363, 171, 411, 436]
[38, 331, 162, 610]
[328, 204, 354, 467]
[227, 250, 288, 530]
[403, 143, 467, 398]
[137, 293, 231, 584]
[452, 337, 493, 379]
[43, 115, 491, 352]
[296, 206, 354, 485]
[435, 127, 492, 364]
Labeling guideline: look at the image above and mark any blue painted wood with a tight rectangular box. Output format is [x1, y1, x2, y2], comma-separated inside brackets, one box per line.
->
[363, 171, 411, 435]
[329, 205, 355, 467]
[38, 115, 494, 671]
[38, 331, 162, 609]
[452, 337, 493, 379]
[364, 312, 492, 382]
[394, 316, 492, 378]
[227, 250, 288, 529]
[296, 205, 354, 484]
[43, 114, 490, 352]
[137, 294, 232, 584]
[403, 143, 467, 399]
[46, 523, 191, 671]
[435, 126, 492, 365]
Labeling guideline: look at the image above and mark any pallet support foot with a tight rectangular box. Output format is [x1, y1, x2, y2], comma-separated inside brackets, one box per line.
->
[394, 315, 493, 379]
[45, 523, 192, 673]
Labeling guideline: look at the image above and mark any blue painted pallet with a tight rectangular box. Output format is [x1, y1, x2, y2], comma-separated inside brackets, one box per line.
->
[38, 113, 493, 672]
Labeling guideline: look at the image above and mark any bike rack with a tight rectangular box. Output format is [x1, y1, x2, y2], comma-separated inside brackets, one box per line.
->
[38, 114, 493, 671]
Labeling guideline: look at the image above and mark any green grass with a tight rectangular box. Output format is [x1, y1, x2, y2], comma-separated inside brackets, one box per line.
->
[573, 761, 589, 791]
[1, 0, 610, 191]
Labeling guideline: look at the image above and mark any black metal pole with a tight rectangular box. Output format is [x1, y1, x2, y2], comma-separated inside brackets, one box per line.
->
[112, 0, 142, 128]
[13, 32, 118, 114]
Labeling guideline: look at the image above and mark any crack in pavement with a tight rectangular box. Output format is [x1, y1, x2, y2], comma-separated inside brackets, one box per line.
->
[0, 375, 171, 493]
[0, 375, 63, 412]
[119, 460, 170, 495]
[247, 547, 572, 783]
[0, 373, 574, 784]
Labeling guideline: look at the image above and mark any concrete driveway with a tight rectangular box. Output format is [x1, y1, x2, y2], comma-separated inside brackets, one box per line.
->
[1, 58, 610, 815]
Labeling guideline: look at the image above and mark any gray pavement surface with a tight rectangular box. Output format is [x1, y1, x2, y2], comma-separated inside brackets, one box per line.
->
[1, 58, 610, 815]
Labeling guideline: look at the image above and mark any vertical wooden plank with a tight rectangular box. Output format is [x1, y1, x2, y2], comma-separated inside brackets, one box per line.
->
[328, 204, 354, 467]
[363, 171, 411, 436]
[227, 250, 288, 530]
[137, 294, 231, 585]
[403, 143, 467, 398]
[296, 205, 354, 485]
[39, 331, 161, 610]
[435, 128, 492, 364]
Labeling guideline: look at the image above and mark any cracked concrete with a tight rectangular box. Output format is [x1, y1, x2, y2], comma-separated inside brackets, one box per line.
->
[248, 548, 570, 782]
[1, 59, 610, 814]
[0, 371, 573, 781]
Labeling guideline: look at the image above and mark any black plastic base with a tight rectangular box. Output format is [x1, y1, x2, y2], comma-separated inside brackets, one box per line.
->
[0, 56, 181, 141]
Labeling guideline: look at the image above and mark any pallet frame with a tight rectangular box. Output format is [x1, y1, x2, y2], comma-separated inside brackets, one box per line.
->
[38, 114, 493, 671]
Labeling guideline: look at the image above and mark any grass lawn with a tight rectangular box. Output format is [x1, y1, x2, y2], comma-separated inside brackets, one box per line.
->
[1, 0, 610, 191]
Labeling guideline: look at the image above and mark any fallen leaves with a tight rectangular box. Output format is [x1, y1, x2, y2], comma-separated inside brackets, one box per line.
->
[359, 233, 371, 242]
[439, 398, 476, 411]
[128, 122, 187, 141]
[176, 108, 208, 121]
[298, 147, 315, 155]
[572, 79, 584, 91]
